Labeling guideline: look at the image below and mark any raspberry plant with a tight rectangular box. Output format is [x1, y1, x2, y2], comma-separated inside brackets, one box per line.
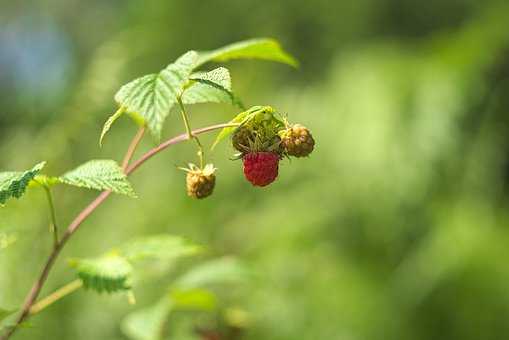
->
[0, 38, 314, 339]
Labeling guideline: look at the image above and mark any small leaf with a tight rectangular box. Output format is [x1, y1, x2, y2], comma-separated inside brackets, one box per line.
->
[69, 254, 132, 293]
[99, 106, 126, 146]
[173, 257, 250, 289]
[211, 106, 268, 149]
[195, 38, 299, 68]
[59, 160, 136, 197]
[119, 234, 202, 262]
[0, 162, 46, 206]
[182, 67, 244, 109]
[121, 299, 171, 340]
[114, 51, 198, 140]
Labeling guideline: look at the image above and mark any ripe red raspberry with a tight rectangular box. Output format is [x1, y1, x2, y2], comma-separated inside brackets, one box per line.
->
[242, 152, 279, 187]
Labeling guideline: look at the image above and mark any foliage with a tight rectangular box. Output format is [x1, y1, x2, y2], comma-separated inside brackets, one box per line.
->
[102, 38, 296, 142]
[121, 257, 249, 340]
[0, 162, 45, 206]
[69, 254, 133, 293]
[58, 160, 136, 197]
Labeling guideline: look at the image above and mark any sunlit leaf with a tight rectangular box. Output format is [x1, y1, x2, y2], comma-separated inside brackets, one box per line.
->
[99, 106, 125, 146]
[182, 67, 243, 108]
[211, 106, 271, 149]
[58, 160, 136, 197]
[195, 38, 298, 68]
[115, 51, 198, 140]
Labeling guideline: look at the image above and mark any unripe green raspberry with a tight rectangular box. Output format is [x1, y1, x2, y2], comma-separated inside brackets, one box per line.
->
[232, 126, 253, 153]
[280, 124, 315, 157]
[185, 164, 216, 199]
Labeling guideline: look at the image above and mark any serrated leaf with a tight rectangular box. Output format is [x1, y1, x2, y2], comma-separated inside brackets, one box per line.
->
[99, 106, 125, 146]
[69, 254, 132, 293]
[173, 257, 250, 289]
[0, 162, 46, 206]
[195, 38, 298, 68]
[121, 299, 171, 340]
[119, 235, 202, 262]
[114, 51, 198, 140]
[211, 106, 267, 149]
[59, 160, 136, 197]
[182, 67, 244, 109]
[191, 67, 232, 91]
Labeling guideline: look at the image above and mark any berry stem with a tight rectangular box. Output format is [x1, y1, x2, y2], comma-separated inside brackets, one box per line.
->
[177, 96, 205, 168]
[121, 126, 145, 170]
[43, 185, 59, 249]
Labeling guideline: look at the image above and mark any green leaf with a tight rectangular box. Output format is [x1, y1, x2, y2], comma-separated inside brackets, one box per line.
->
[114, 51, 198, 140]
[170, 288, 217, 311]
[99, 106, 125, 146]
[121, 299, 171, 340]
[0, 162, 46, 206]
[69, 254, 132, 293]
[182, 67, 243, 108]
[173, 257, 250, 289]
[195, 38, 298, 68]
[59, 160, 136, 197]
[119, 234, 202, 262]
[211, 105, 269, 149]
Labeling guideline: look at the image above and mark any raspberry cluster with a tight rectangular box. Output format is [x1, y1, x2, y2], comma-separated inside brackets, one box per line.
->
[232, 107, 315, 187]
[181, 106, 315, 198]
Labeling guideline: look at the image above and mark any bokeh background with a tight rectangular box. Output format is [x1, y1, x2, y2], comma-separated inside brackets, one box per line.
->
[2, 1, 509, 339]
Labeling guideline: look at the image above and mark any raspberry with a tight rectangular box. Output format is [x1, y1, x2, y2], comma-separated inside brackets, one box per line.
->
[185, 164, 216, 199]
[280, 124, 315, 157]
[242, 152, 279, 187]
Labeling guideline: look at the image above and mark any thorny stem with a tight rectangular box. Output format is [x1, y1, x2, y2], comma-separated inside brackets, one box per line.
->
[177, 96, 204, 168]
[0, 122, 239, 340]
[43, 185, 59, 249]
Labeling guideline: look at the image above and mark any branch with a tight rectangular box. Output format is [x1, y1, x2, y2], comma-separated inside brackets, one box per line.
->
[0, 122, 237, 340]
[122, 127, 145, 170]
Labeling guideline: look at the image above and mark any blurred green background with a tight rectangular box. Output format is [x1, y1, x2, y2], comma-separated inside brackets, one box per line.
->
[2, 1, 509, 339]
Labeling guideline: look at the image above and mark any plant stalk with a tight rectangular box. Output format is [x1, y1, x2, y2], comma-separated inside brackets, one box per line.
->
[29, 280, 83, 315]
[43, 186, 59, 249]
[177, 96, 204, 168]
[122, 127, 145, 170]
